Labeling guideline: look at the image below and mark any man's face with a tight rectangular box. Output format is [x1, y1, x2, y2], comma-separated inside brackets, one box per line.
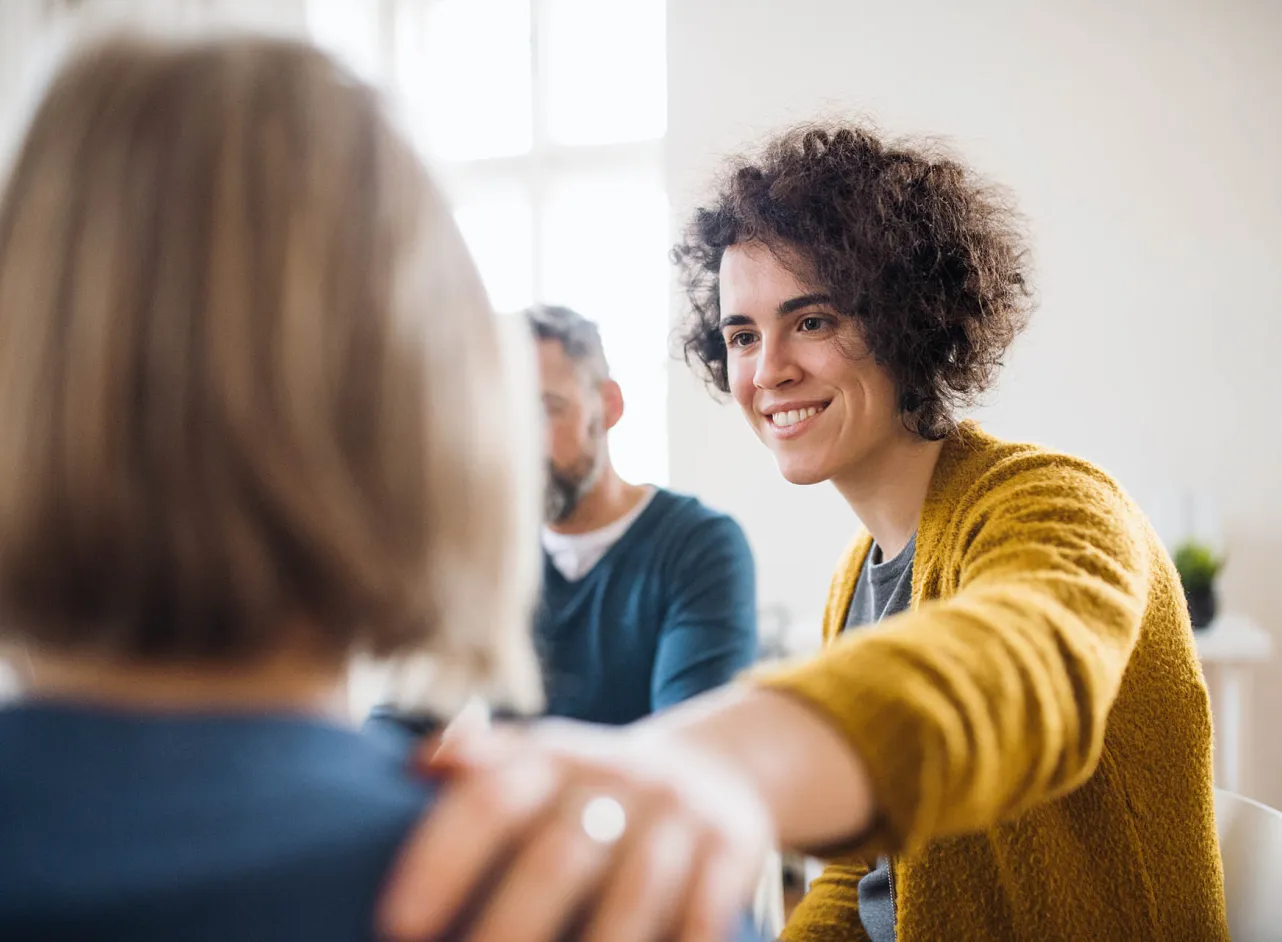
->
[536, 339, 607, 523]
[718, 241, 905, 488]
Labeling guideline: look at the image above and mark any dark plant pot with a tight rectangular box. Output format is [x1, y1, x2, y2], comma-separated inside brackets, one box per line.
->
[1185, 584, 1217, 630]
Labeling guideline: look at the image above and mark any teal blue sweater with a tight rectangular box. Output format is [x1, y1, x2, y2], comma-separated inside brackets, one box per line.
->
[536, 489, 757, 723]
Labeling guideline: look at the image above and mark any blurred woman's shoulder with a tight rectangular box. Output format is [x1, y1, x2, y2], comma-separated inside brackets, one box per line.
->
[0, 704, 434, 941]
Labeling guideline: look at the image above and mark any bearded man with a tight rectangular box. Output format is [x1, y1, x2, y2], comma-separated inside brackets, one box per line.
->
[527, 305, 758, 723]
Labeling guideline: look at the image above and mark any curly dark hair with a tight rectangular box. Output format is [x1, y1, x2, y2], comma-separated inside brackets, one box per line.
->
[673, 122, 1034, 440]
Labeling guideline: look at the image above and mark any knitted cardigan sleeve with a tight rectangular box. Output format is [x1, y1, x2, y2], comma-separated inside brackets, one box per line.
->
[781, 856, 873, 942]
[755, 451, 1153, 859]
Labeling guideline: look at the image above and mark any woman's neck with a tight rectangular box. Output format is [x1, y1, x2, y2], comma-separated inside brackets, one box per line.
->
[23, 646, 348, 718]
[831, 432, 945, 559]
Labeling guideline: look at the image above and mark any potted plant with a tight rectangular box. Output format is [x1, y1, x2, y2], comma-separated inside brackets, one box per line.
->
[1173, 541, 1225, 629]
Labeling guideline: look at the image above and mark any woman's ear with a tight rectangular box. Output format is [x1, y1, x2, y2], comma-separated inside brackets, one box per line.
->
[600, 378, 625, 432]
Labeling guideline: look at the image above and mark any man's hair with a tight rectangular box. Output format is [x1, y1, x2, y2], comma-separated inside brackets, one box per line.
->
[0, 36, 541, 710]
[524, 304, 610, 384]
[673, 122, 1034, 440]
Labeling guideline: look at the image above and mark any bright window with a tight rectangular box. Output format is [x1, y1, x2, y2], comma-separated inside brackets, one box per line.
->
[543, 0, 667, 147]
[453, 193, 536, 314]
[306, 0, 384, 84]
[400, 0, 534, 161]
[311, 0, 670, 487]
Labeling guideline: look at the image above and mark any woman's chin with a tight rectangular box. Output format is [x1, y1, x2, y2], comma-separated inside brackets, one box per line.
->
[775, 457, 831, 486]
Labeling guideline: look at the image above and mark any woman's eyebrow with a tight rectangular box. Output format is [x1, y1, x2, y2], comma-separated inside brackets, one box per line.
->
[777, 293, 833, 315]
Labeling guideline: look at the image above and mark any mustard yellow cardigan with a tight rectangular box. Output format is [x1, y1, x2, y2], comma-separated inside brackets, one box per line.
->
[759, 423, 1228, 941]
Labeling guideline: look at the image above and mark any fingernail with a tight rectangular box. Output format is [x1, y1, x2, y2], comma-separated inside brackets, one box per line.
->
[411, 732, 443, 764]
[426, 730, 497, 771]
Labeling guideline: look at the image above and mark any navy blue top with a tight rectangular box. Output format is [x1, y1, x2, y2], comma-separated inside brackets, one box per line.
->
[0, 703, 429, 941]
[536, 489, 758, 724]
[0, 702, 767, 942]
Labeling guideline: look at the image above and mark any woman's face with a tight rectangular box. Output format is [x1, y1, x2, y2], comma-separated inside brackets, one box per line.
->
[718, 242, 907, 486]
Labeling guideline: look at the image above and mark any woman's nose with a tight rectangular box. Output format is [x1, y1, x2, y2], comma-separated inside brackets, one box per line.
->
[753, 338, 802, 390]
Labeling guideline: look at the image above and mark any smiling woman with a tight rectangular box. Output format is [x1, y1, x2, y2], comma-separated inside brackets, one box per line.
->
[715, 242, 907, 493]
[676, 124, 1032, 443]
[661, 122, 1227, 942]
[377, 119, 1227, 942]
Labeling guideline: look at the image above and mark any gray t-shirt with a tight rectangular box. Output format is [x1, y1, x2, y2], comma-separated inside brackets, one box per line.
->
[843, 532, 916, 942]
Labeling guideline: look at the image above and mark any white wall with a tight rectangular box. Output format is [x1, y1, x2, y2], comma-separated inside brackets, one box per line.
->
[666, 0, 1282, 805]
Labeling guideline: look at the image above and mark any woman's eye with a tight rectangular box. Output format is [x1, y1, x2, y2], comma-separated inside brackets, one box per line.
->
[799, 316, 826, 332]
[727, 331, 757, 348]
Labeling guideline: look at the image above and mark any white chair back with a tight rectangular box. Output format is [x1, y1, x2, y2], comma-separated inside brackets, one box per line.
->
[1215, 787, 1282, 940]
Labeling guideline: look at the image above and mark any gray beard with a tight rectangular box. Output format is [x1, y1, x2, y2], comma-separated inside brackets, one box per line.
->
[544, 466, 588, 524]
[544, 446, 605, 524]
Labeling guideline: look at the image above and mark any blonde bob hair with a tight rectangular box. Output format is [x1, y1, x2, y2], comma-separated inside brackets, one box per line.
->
[0, 35, 541, 712]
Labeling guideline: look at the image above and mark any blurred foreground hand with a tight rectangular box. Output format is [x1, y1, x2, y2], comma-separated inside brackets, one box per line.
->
[378, 718, 773, 942]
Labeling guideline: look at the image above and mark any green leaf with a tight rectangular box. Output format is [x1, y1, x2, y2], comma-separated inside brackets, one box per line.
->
[1173, 540, 1225, 591]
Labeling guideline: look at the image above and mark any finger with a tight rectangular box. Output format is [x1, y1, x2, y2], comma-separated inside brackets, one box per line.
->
[422, 722, 521, 773]
[582, 812, 698, 942]
[678, 841, 750, 942]
[439, 696, 491, 746]
[377, 755, 559, 941]
[468, 796, 616, 942]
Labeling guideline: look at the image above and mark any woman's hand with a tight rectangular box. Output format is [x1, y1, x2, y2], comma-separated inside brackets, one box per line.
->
[377, 717, 774, 942]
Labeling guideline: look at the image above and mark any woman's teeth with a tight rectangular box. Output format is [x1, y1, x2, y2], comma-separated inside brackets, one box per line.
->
[770, 405, 824, 428]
